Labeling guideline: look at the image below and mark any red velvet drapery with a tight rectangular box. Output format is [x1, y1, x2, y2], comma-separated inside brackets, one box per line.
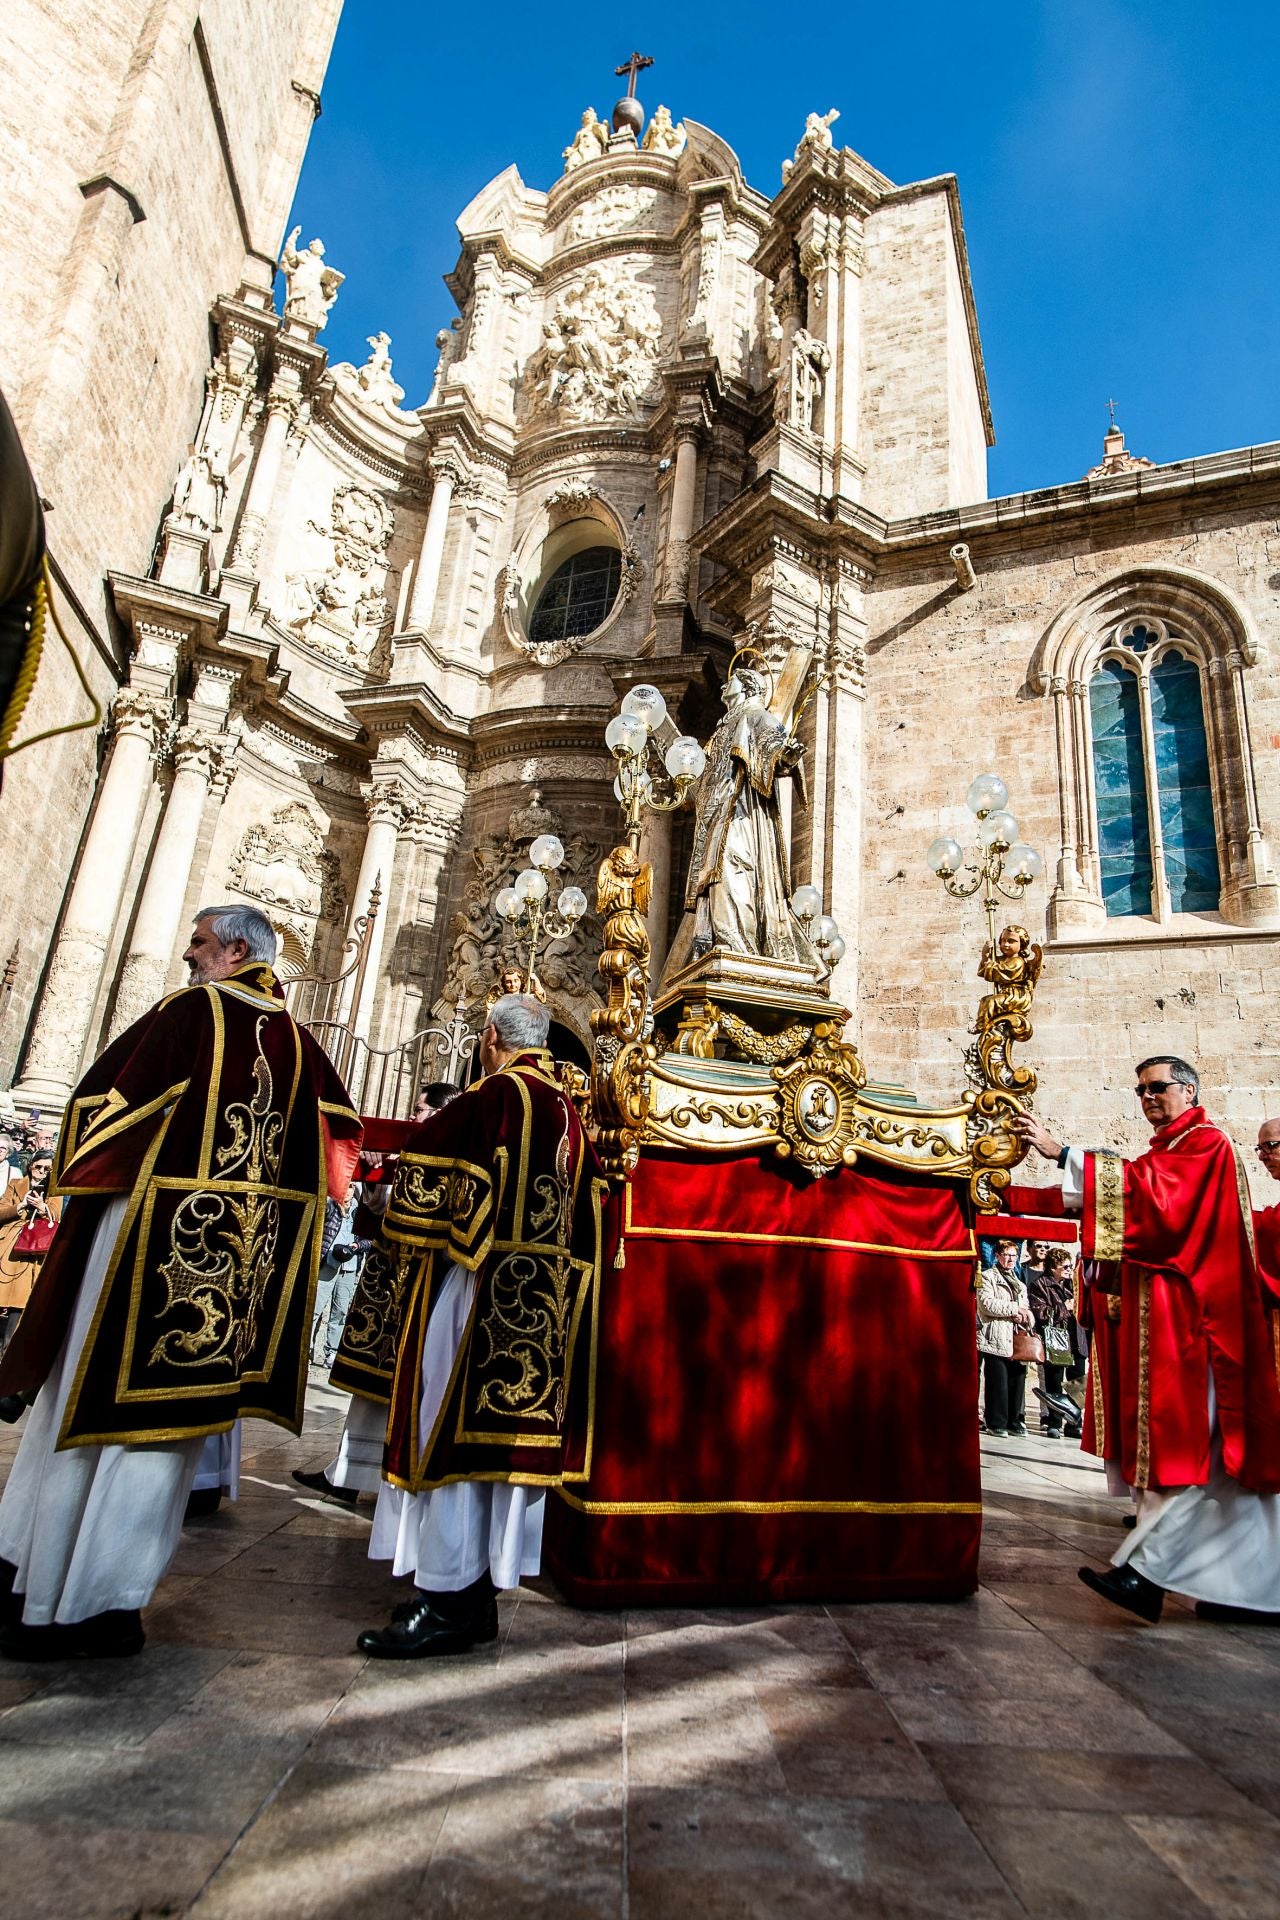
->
[544, 1146, 982, 1605]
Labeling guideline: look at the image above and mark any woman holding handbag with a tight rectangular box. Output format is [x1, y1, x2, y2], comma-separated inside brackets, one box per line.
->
[1027, 1245, 1077, 1437]
[977, 1238, 1038, 1437]
[0, 1147, 61, 1355]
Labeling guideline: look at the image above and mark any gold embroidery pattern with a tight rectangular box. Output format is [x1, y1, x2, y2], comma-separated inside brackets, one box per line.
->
[151, 1017, 283, 1371]
[1091, 1153, 1125, 1263]
[474, 1106, 575, 1426]
[336, 1243, 415, 1374]
[1134, 1270, 1151, 1489]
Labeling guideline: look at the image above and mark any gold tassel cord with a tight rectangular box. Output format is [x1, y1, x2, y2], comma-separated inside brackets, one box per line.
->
[0, 556, 104, 760]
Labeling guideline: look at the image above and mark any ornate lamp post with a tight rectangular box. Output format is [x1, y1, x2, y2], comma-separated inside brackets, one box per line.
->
[789, 883, 847, 982]
[605, 682, 706, 849]
[926, 771, 1044, 947]
[493, 833, 588, 996]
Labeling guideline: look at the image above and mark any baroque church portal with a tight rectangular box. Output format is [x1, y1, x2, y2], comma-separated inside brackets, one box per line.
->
[3, 35, 1278, 1170]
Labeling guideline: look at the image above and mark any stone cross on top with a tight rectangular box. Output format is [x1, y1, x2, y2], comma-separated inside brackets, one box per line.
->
[611, 50, 653, 136]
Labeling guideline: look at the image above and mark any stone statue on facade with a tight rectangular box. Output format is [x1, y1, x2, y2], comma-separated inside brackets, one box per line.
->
[563, 108, 610, 172]
[332, 331, 407, 413]
[428, 318, 464, 403]
[660, 664, 820, 985]
[786, 327, 831, 434]
[170, 444, 228, 534]
[278, 228, 344, 330]
[642, 105, 686, 156]
[781, 108, 840, 182]
[528, 269, 663, 425]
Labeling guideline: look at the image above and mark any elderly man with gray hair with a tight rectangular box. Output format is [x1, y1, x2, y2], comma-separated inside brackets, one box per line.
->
[1014, 1054, 1280, 1625]
[0, 904, 361, 1658]
[356, 992, 608, 1658]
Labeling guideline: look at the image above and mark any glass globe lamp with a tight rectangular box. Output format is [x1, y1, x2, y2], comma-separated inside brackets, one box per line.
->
[664, 735, 705, 780]
[529, 833, 564, 871]
[926, 836, 963, 877]
[494, 886, 520, 921]
[514, 867, 548, 902]
[556, 885, 588, 922]
[621, 684, 667, 732]
[965, 772, 1008, 816]
[605, 713, 648, 758]
[978, 809, 1018, 850]
[825, 934, 847, 964]
[816, 914, 839, 947]
[791, 883, 822, 922]
[1007, 844, 1044, 883]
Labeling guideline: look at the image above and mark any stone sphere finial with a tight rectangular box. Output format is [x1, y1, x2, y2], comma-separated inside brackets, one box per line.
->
[612, 94, 643, 136]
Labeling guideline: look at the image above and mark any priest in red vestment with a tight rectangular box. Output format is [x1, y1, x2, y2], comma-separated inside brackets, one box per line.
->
[356, 993, 608, 1658]
[1014, 1055, 1280, 1623]
[0, 904, 361, 1658]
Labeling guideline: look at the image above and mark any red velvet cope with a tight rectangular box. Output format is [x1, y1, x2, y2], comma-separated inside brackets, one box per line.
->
[544, 1147, 982, 1606]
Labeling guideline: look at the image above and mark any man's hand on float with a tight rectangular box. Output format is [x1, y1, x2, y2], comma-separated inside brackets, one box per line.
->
[1011, 1113, 1065, 1162]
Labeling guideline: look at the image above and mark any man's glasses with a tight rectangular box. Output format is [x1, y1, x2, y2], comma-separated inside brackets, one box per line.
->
[1135, 1080, 1180, 1097]
[1257, 1141, 1280, 1158]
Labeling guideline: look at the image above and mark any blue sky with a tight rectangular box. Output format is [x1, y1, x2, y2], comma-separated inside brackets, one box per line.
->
[289, 1, 1280, 500]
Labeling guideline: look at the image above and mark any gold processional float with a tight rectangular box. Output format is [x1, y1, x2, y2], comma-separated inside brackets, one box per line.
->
[498, 639, 1045, 1213]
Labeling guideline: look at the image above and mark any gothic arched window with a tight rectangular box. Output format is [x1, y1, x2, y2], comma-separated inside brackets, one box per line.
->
[1031, 568, 1277, 936]
[1087, 631, 1221, 919]
[527, 546, 621, 646]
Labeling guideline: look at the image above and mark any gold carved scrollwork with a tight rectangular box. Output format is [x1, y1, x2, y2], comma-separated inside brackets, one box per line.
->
[962, 925, 1043, 1211]
[588, 844, 655, 1181]
[773, 1023, 869, 1180]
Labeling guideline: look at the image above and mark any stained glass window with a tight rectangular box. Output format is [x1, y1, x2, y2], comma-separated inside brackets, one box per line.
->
[528, 547, 621, 646]
[1150, 653, 1220, 912]
[1090, 660, 1152, 915]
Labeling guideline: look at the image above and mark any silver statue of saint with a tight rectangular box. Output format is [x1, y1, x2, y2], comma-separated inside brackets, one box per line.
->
[662, 665, 819, 982]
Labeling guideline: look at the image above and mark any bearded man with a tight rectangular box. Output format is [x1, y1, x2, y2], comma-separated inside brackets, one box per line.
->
[1014, 1056, 1280, 1623]
[0, 904, 361, 1657]
[356, 993, 608, 1658]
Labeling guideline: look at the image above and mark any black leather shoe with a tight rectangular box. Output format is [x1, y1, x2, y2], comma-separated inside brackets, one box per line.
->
[1194, 1600, 1280, 1624]
[184, 1486, 222, 1521]
[1034, 1386, 1083, 1424]
[291, 1467, 359, 1508]
[1122, 1513, 1138, 1529]
[356, 1593, 499, 1659]
[1078, 1563, 1163, 1623]
[0, 1395, 27, 1425]
[0, 1607, 145, 1661]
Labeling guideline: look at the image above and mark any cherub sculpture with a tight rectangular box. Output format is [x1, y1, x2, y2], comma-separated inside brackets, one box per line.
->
[563, 108, 610, 172]
[642, 105, 686, 157]
[279, 228, 344, 330]
[974, 923, 1043, 1031]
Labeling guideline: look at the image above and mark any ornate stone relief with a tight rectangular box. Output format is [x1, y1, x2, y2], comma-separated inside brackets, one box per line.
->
[331, 332, 411, 416]
[566, 184, 659, 244]
[228, 800, 345, 923]
[527, 269, 664, 425]
[441, 792, 601, 1018]
[546, 478, 597, 507]
[282, 483, 394, 668]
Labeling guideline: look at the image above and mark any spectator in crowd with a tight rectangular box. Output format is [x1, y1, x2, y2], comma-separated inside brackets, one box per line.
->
[311, 1192, 359, 1369]
[0, 1146, 60, 1364]
[977, 1238, 1035, 1438]
[410, 1081, 460, 1126]
[1027, 1245, 1079, 1437]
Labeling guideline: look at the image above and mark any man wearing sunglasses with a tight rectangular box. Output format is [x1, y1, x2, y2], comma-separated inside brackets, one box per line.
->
[1013, 1057, 1280, 1625]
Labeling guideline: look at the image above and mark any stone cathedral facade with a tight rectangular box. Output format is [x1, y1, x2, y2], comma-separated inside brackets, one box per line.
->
[4, 35, 1279, 1169]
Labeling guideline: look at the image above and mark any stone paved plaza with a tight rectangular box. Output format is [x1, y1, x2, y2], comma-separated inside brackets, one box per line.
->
[1, 1383, 1279, 1919]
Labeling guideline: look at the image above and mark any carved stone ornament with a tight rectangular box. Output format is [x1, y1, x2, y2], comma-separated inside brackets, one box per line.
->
[282, 483, 394, 668]
[331, 331, 409, 415]
[642, 105, 686, 157]
[441, 791, 601, 1023]
[566, 184, 658, 244]
[563, 108, 610, 173]
[227, 800, 345, 923]
[526, 268, 664, 425]
[781, 109, 840, 183]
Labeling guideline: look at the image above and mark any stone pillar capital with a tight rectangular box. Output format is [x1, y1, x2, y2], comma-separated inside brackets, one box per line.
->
[111, 688, 172, 750]
[361, 780, 412, 831]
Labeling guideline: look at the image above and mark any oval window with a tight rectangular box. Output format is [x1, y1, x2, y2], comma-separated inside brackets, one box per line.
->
[528, 546, 622, 646]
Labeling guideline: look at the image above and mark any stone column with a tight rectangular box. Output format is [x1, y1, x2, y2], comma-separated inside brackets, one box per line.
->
[833, 219, 864, 500]
[108, 729, 238, 1038]
[406, 457, 460, 634]
[341, 783, 410, 1041]
[228, 376, 299, 574]
[13, 690, 170, 1109]
[660, 429, 700, 603]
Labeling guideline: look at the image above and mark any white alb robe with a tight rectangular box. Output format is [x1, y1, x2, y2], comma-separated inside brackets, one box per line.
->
[192, 1423, 241, 1497]
[368, 1260, 544, 1592]
[0, 1198, 204, 1624]
[327, 1393, 386, 1493]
